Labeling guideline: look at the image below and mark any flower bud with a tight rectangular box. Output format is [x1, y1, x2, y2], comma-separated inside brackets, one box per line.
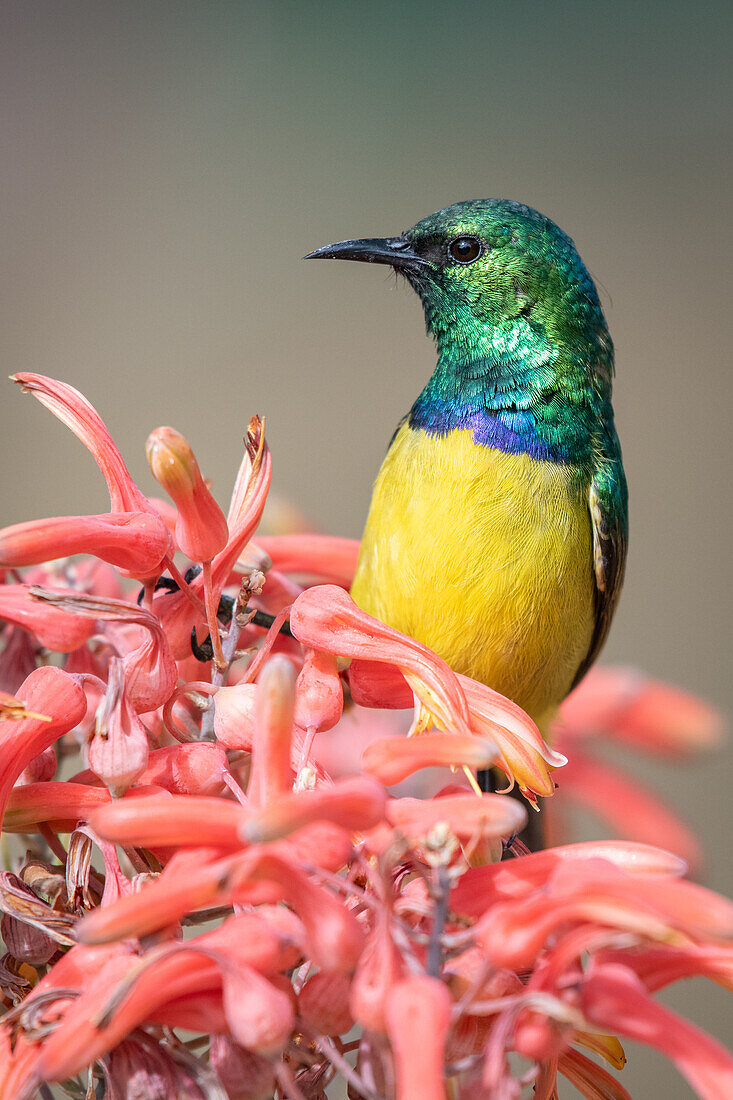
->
[222, 962, 295, 1056]
[350, 911, 403, 1033]
[146, 426, 228, 563]
[209, 1035, 276, 1100]
[248, 656, 296, 806]
[0, 912, 56, 966]
[385, 976, 453, 1100]
[294, 648, 343, 733]
[214, 683, 257, 750]
[298, 970, 354, 1036]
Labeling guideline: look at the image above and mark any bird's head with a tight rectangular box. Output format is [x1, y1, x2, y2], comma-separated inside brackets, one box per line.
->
[306, 199, 610, 366]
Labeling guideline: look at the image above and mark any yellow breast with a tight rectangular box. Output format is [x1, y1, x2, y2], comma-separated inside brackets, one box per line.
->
[350, 423, 596, 729]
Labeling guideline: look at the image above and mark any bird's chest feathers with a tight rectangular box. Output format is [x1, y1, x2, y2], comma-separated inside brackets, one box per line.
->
[351, 425, 596, 720]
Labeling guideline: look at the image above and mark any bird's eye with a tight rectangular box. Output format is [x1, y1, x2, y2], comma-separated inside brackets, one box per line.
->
[448, 236, 482, 264]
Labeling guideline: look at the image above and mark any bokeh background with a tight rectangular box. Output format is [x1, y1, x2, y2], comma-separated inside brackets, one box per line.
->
[1, 2, 731, 1094]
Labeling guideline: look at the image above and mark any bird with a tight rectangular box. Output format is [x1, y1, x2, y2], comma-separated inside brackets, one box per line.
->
[306, 200, 627, 739]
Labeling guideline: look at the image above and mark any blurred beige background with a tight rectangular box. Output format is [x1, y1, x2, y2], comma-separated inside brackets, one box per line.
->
[1, 2, 731, 1094]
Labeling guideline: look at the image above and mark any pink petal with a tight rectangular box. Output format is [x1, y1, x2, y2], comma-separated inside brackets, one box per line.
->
[290, 585, 472, 737]
[0, 584, 96, 651]
[583, 962, 733, 1099]
[385, 976, 453, 1100]
[257, 533, 360, 587]
[361, 731, 497, 785]
[556, 749, 702, 867]
[0, 666, 87, 828]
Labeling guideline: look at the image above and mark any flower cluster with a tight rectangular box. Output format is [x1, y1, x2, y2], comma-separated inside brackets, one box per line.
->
[0, 374, 730, 1099]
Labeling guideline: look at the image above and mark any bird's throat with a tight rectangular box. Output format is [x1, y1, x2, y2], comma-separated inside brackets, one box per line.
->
[408, 344, 596, 465]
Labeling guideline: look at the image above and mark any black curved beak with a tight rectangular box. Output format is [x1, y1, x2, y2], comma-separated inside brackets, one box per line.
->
[304, 236, 431, 274]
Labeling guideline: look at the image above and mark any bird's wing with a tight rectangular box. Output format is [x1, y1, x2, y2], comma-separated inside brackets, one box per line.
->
[572, 450, 628, 688]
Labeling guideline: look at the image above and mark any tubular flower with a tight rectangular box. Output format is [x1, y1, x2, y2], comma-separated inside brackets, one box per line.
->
[549, 666, 725, 866]
[0, 371, 731, 1100]
[385, 976, 453, 1100]
[0, 666, 86, 829]
[291, 585, 562, 801]
[0, 584, 96, 652]
[0, 512, 172, 576]
[29, 588, 177, 713]
[147, 425, 230, 667]
[146, 426, 229, 564]
[12, 372, 173, 581]
[257, 533, 361, 587]
[290, 584, 474, 737]
[151, 415, 272, 660]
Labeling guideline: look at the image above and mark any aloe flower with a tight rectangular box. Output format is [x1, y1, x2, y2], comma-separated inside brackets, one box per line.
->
[0, 372, 731, 1100]
[550, 667, 725, 865]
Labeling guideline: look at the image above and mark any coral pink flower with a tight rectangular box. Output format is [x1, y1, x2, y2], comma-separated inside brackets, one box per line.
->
[90, 792, 247, 850]
[559, 665, 724, 755]
[247, 654, 297, 807]
[0, 584, 96, 652]
[36, 914, 289, 1083]
[385, 976, 453, 1100]
[0, 512, 172, 576]
[294, 647, 344, 735]
[475, 857, 733, 971]
[74, 741, 228, 796]
[242, 776, 387, 843]
[221, 961, 295, 1055]
[384, 790, 528, 844]
[147, 425, 230, 667]
[29, 588, 176, 713]
[451, 840, 688, 920]
[290, 584, 473, 737]
[257, 533, 360, 587]
[361, 730, 498, 785]
[146, 426, 229, 564]
[291, 586, 562, 801]
[152, 416, 272, 660]
[12, 373, 173, 581]
[349, 907, 404, 1033]
[3, 781, 112, 832]
[298, 969, 354, 1036]
[0, 666, 87, 829]
[459, 672, 567, 802]
[582, 961, 733, 1097]
[213, 681, 257, 749]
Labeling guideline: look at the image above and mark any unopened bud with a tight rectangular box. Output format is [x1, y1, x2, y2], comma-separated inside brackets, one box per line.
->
[0, 912, 56, 965]
[146, 426, 228, 563]
[299, 970, 354, 1036]
[247, 656, 296, 806]
[209, 1036, 275, 1100]
[214, 683, 257, 750]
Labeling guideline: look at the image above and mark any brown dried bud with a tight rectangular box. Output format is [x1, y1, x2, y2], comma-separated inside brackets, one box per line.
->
[0, 913, 56, 966]
[209, 1035, 276, 1100]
